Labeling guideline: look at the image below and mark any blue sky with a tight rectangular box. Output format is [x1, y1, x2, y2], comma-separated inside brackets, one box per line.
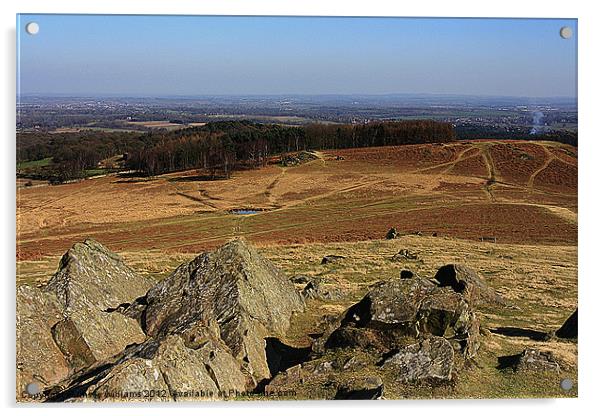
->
[17, 15, 577, 97]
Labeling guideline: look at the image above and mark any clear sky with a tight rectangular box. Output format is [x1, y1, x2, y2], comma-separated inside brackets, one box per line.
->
[17, 15, 577, 98]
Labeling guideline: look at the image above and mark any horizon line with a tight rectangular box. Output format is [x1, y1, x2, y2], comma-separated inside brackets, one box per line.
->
[17, 92, 578, 100]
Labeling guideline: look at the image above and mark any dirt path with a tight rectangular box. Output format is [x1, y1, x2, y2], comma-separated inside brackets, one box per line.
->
[412, 145, 480, 174]
[527, 144, 555, 189]
[478, 144, 497, 202]
[263, 166, 287, 207]
[502, 201, 577, 224]
[312, 151, 328, 167]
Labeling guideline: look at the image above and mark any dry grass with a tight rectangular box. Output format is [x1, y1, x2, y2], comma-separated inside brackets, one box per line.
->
[16, 236, 577, 399]
[16, 140, 577, 260]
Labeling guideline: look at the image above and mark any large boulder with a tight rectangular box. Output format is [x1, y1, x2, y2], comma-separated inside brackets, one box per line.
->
[86, 329, 248, 402]
[16, 286, 70, 399]
[324, 275, 480, 359]
[141, 240, 305, 384]
[16, 239, 153, 399]
[45, 239, 153, 362]
[434, 264, 503, 307]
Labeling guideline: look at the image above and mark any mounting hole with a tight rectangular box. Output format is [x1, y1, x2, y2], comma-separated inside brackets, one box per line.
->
[25, 382, 40, 395]
[560, 378, 573, 391]
[559, 26, 573, 39]
[25, 22, 39, 35]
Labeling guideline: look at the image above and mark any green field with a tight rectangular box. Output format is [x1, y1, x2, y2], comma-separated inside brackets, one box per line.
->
[17, 157, 53, 170]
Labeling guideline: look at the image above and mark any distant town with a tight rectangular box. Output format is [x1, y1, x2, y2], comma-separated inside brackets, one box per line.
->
[17, 94, 577, 144]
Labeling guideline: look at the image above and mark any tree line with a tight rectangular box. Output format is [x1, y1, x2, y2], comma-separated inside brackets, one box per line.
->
[125, 120, 456, 177]
[17, 120, 456, 181]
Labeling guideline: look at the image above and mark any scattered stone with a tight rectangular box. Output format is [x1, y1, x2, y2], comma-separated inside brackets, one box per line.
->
[498, 348, 560, 373]
[321, 255, 346, 265]
[555, 309, 577, 339]
[280, 151, 318, 167]
[290, 275, 313, 285]
[391, 249, 419, 261]
[382, 337, 454, 383]
[343, 355, 367, 371]
[385, 227, 399, 240]
[301, 280, 343, 301]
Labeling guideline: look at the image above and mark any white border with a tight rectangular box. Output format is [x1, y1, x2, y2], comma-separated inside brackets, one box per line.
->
[2, 1, 600, 415]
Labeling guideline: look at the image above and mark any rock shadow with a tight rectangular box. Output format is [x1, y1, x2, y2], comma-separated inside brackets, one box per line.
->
[490, 327, 549, 341]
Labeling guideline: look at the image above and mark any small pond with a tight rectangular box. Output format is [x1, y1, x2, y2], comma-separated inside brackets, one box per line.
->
[230, 209, 260, 215]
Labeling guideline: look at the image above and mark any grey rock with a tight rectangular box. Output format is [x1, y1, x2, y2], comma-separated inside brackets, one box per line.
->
[16, 240, 152, 400]
[321, 255, 346, 265]
[498, 348, 560, 373]
[434, 264, 504, 307]
[16, 285, 69, 399]
[382, 337, 454, 383]
[324, 274, 480, 358]
[301, 280, 343, 301]
[142, 239, 304, 384]
[385, 227, 399, 240]
[392, 249, 419, 261]
[45, 239, 152, 362]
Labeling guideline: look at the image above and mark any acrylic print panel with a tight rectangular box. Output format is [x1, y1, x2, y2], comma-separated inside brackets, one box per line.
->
[16, 14, 577, 402]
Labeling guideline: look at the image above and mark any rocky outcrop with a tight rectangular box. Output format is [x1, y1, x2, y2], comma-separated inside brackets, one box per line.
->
[20, 239, 304, 402]
[290, 264, 492, 397]
[16, 286, 69, 397]
[141, 240, 304, 384]
[264, 265, 491, 400]
[16, 240, 152, 399]
[324, 274, 480, 359]
[382, 337, 454, 383]
[556, 309, 577, 339]
[18, 238, 514, 402]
